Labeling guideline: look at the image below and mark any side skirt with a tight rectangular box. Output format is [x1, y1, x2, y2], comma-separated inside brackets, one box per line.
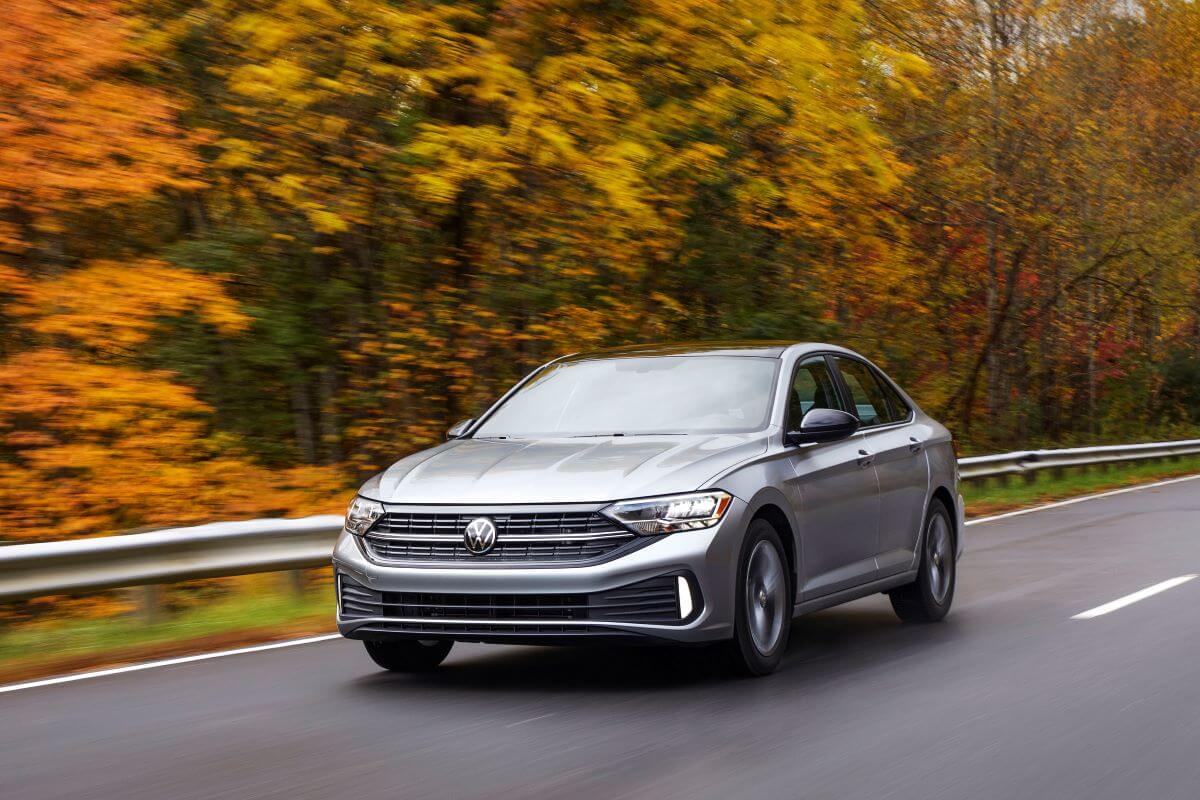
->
[792, 571, 918, 617]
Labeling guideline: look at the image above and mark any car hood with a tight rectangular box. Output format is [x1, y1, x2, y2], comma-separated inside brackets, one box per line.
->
[359, 433, 769, 505]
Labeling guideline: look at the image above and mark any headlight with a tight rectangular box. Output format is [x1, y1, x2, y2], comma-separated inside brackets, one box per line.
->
[344, 496, 384, 535]
[602, 490, 732, 535]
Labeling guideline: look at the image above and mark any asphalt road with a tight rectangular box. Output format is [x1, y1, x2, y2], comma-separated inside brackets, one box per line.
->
[4, 477, 1200, 800]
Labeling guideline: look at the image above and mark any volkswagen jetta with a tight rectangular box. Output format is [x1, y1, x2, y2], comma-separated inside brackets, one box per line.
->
[334, 342, 963, 675]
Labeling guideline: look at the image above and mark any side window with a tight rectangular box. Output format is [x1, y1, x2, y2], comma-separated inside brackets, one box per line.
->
[877, 372, 910, 422]
[834, 358, 893, 427]
[787, 357, 843, 429]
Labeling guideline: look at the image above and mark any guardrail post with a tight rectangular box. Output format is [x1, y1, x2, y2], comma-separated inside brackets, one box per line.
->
[136, 585, 163, 625]
[1022, 470, 1037, 485]
[283, 569, 305, 597]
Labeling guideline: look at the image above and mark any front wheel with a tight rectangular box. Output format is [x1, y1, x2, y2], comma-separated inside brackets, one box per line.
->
[727, 519, 792, 676]
[888, 499, 956, 622]
[363, 639, 453, 672]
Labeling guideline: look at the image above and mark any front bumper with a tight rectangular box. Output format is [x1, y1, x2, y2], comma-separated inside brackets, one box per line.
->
[333, 498, 750, 644]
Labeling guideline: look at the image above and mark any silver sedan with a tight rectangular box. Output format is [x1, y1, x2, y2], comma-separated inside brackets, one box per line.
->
[334, 341, 963, 676]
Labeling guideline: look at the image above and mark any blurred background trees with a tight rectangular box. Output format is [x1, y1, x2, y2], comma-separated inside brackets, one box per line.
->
[2, 0, 1199, 543]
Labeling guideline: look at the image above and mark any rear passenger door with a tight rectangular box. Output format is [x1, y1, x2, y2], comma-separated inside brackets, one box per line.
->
[830, 357, 929, 578]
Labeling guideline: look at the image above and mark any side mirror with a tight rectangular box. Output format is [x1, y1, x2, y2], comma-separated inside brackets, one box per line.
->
[446, 418, 474, 440]
[785, 408, 859, 445]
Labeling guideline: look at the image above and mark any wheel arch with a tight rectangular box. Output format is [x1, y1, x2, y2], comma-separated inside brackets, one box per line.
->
[929, 485, 957, 548]
[741, 487, 800, 602]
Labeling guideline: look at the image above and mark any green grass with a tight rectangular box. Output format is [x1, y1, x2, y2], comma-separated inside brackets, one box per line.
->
[964, 454, 1200, 512]
[0, 585, 333, 676]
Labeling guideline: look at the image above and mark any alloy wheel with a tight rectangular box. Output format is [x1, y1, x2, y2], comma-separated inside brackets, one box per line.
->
[926, 512, 953, 604]
[745, 539, 787, 655]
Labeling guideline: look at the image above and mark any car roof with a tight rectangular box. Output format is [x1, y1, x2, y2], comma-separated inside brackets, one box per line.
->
[559, 340, 821, 361]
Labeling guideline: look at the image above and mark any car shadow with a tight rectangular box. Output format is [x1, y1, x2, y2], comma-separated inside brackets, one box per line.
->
[345, 597, 966, 697]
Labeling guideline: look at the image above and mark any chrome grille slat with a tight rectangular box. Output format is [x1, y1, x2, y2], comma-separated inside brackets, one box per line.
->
[364, 509, 636, 565]
[365, 531, 630, 543]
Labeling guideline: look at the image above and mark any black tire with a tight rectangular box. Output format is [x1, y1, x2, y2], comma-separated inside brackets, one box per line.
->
[727, 519, 793, 677]
[889, 498, 956, 623]
[363, 639, 453, 672]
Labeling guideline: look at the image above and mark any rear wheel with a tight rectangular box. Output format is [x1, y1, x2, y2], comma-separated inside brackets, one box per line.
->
[889, 499, 955, 622]
[727, 519, 792, 676]
[363, 639, 453, 672]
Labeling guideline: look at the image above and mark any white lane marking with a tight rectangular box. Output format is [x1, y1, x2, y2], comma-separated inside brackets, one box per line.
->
[3, 472, 1198, 696]
[506, 712, 557, 728]
[0, 634, 341, 695]
[1072, 575, 1198, 619]
[965, 473, 1200, 527]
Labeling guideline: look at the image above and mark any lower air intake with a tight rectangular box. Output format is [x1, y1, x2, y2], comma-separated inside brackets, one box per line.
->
[338, 574, 686, 625]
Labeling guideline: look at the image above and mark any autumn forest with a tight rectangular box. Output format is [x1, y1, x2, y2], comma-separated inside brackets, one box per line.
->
[4, 0, 1200, 545]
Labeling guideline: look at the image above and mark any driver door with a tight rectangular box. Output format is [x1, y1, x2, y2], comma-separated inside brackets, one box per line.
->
[784, 355, 881, 599]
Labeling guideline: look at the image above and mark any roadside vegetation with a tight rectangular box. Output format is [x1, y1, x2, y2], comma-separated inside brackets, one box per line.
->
[0, 573, 335, 685]
[962, 455, 1200, 515]
[5, 0, 1200, 559]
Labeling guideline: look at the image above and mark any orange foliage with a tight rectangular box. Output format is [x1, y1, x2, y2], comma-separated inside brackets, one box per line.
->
[0, 348, 345, 542]
[0, 0, 202, 251]
[1, 260, 345, 544]
[14, 260, 249, 354]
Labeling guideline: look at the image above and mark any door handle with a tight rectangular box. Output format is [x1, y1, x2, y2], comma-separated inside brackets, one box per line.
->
[856, 449, 875, 468]
[908, 437, 923, 454]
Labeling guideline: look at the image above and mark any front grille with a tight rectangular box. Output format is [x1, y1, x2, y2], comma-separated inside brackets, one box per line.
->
[339, 574, 684, 626]
[363, 510, 638, 565]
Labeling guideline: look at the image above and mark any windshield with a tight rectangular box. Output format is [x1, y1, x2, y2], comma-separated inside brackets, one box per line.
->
[472, 356, 779, 438]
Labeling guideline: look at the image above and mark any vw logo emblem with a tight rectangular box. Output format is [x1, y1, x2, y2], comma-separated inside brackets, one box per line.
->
[463, 517, 497, 555]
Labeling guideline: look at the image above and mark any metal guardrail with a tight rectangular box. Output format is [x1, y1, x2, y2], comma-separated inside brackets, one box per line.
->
[0, 516, 342, 602]
[957, 438, 1200, 480]
[2, 438, 1199, 602]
